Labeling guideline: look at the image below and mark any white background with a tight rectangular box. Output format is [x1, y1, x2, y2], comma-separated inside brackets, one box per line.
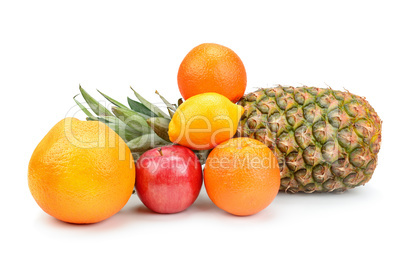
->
[1, 1, 401, 267]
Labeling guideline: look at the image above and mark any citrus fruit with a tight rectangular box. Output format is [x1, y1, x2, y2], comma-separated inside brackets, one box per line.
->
[168, 93, 244, 150]
[28, 118, 135, 224]
[204, 137, 281, 216]
[177, 43, 247, 103]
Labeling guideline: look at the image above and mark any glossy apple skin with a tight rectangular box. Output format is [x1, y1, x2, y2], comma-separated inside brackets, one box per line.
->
[135, 145, 203, 214]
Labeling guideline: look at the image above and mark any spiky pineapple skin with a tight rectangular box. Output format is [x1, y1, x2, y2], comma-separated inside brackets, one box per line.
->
[236, 86, 382, 193]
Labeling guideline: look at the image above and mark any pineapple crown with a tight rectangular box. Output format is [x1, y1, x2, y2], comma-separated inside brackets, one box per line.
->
[73, 85, 209, 162]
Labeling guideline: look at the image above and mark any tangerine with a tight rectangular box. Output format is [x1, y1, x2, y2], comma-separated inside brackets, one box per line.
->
[177, 43, 247, 103]
[204, 137, 280, 216]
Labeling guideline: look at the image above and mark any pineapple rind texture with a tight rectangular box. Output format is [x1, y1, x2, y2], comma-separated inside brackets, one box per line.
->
[236, 86, 382, 193]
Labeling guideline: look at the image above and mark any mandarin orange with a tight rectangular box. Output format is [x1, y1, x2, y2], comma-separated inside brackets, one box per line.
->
[204, 137, 280, 216]
[177, 43, 247, 103]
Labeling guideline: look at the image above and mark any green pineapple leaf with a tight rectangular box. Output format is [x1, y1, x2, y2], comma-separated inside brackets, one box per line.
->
[127, 97, 156, 118]
[126, 133, 171, 153]
[79, 85, 113, 117]
[96, 89, 129, 109]
[86, 116, 98, 121]
[111, 106, 152, 134]
[97, 115, 138, 142]
[146, 117, 171, 142]
[130, 86, 170, 119]
[155, 90, 177, 118]
[73, 94, 95, 118]
[155, 90, 176, 111]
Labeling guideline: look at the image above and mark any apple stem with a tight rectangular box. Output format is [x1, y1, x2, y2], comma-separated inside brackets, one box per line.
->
[157, 148, 163, 156]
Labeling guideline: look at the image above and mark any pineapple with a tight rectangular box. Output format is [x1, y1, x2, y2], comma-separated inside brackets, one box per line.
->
[236, 86, 382, 193]
[74, 85, 382, 193]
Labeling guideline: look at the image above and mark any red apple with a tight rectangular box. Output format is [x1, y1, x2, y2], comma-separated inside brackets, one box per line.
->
[135, 145, 203, 214]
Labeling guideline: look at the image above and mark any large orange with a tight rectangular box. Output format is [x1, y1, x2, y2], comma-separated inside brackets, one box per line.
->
[28, 118, 135, 224]
[177, 43, 247, 103]
[204, 137, 280, 216]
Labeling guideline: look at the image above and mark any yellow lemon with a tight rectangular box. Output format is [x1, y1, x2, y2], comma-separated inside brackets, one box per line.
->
[168, 93, 244, 150]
